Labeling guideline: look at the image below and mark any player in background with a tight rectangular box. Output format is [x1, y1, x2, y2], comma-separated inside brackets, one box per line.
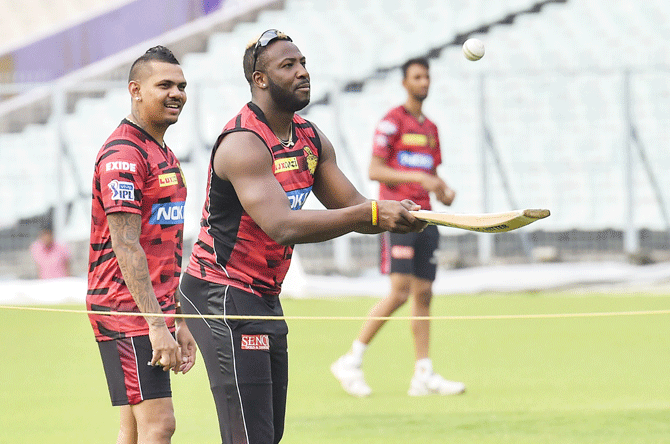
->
[179, 29, 426, 444]
[331, 57, 465, 397]
[87, 46, 197, 444]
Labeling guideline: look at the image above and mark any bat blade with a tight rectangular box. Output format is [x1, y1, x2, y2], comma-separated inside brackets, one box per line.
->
[409, 209, 550, 233]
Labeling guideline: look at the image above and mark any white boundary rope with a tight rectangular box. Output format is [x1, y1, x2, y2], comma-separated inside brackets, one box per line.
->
[1, 304, 670, 321]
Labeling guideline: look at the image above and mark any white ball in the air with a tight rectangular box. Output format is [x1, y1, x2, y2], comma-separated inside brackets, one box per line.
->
[463, 38, 485, 61]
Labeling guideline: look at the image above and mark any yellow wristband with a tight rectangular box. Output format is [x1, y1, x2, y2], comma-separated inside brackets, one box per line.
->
[371, 200, 379, 226]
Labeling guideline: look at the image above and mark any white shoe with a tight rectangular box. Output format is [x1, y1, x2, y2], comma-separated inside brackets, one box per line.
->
[408, 372, 466, 396]
[330, 354, 372, 397]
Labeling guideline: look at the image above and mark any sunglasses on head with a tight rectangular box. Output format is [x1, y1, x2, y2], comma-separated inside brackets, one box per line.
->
[252, 29, 293, 73]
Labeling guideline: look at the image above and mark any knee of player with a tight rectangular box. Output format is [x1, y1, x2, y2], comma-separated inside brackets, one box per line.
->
[160, 416, 176, 439]
[413, 288, 433, 307]
[166, 417, 177, 438]
[145, 410, 176, 440]
[390, 289, 411, 306]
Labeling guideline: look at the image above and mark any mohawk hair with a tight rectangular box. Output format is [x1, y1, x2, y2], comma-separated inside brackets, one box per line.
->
[129, 46, 180, 82]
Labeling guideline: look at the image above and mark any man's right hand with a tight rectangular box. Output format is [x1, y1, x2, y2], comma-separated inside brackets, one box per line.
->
[148, 323, 182, 372]
[376, 199, 427, 233]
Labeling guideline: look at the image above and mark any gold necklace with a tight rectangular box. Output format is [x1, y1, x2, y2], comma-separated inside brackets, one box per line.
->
[278, 122, 294, 148]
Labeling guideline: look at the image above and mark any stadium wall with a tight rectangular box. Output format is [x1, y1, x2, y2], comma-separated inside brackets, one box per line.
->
[0, 0, 227, 83]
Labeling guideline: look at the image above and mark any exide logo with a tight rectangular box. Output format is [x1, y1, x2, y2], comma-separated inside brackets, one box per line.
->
[106, 161, 137, 172]
[241, 334, 270, 351]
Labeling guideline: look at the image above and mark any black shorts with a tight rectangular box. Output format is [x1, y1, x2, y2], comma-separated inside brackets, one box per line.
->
[97, 335, 172, 406]
[381, 224, 439, 281]
[180, 273, 289, 444]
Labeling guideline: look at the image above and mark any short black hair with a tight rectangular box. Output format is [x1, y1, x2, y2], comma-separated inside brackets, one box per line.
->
[129, 46, 180, 82]
[242, 31, 293, 86]
[401, 57, 430, 79]
[242, 44, 258, 85]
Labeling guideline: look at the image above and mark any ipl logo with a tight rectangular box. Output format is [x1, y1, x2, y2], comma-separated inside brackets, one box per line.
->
[108, 180, 135, 201]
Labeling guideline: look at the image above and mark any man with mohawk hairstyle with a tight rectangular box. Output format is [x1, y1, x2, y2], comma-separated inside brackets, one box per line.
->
[87, 45, 197, 444]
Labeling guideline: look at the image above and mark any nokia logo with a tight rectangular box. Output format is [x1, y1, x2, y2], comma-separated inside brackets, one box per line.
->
[286, 187, 312, 210]
[106, 161, 137, 172]
[397, 151, 434, 170]
[108, 180, 135, 201]
[241, 334, 270, 351]
[150, 202, 185, 225]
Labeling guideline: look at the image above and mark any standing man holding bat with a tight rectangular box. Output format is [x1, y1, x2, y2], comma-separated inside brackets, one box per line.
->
[179, 30, 427, 444]
[332, 57, 465, 397]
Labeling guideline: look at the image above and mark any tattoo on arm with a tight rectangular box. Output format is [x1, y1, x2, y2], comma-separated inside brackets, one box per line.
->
[107, 212, 165, 327]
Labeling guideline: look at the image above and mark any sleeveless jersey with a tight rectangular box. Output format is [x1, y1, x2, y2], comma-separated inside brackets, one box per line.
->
[185, 102, 320, 297]
[372, 105, 441, 210]
[87, 119, 187, 341]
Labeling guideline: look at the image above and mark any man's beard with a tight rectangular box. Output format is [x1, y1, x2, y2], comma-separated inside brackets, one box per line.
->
[268, 77, 310, 113]
[413, 91, 428, 102]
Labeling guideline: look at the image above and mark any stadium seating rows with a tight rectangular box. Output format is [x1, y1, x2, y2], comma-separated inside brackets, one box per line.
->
[1, 0, 670, 237]
[0, 0, 129, 48]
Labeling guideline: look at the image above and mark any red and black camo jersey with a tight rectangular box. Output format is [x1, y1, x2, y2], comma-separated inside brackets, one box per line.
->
[372, 105, 442, 210]
[185, 102, 320, 297]
[87, 119, 186, 341]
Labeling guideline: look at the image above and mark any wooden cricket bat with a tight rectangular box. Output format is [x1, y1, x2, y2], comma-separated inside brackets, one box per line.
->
[409, 209, 550, 233]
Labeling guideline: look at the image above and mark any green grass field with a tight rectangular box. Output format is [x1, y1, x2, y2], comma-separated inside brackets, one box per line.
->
[2, 292, 670, 443]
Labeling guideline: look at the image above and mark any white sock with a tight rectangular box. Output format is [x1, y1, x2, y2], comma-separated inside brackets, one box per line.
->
[348, 340, 367, 366]
[415, 358, 433, 376]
